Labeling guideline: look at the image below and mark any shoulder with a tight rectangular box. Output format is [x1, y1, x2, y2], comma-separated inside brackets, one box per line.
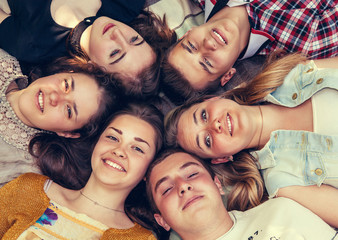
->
[0, 48, 22, 75]
[1, 173, 48, 193]
[0, 173, 49, 205]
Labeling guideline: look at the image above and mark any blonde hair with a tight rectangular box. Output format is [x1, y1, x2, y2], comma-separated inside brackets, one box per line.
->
[165, 51, 307, 211]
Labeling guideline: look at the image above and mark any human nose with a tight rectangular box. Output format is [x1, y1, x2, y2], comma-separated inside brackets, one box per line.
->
[49, 91, 66, 107]
[110, 28, 128, 48]
[203, 37, 217, 50]
[112, 145, 127, 159]
[211, 119, 222, 133]
[177, 179, 193, 197]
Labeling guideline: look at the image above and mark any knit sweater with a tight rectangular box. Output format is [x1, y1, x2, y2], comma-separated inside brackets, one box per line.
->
[0, 173, 156, 240]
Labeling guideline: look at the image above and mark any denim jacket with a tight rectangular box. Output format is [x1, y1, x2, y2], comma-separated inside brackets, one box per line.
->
[254, 61, 338, 197]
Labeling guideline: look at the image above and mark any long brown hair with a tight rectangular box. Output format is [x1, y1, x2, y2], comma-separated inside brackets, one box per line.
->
[164, 51, 306, 211]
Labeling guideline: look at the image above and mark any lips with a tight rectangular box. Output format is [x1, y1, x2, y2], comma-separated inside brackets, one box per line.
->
[182, 195, 203, 210]
[212, 29, 227, 45]
[226, 113, 232, 136]
[103, 158, 126, 172]
[37, 90, 44, 113]
[102, 23, 115, 35]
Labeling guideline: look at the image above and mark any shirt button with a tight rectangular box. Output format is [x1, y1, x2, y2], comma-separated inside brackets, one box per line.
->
[315, 168, 323, 176]
[292, 93, 298, 100]
[306, 68, 314, 73]
[316, 78, 323, 84]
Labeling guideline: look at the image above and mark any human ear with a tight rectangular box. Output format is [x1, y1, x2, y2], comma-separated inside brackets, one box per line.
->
[214, 176, 225, 195]
[55, 131, 81, 138]
[211, 156, 233, 164]
[154, 213, 171, 231]
[220, 68, 236, 86]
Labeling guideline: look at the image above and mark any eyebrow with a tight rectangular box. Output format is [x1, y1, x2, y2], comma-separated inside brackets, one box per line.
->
[134, 137, 150, 147]
[109, 128, 149, 146]
[154, 161, 200, 193]
[111, 127, 122, 135]
[71, 77, 78, 120]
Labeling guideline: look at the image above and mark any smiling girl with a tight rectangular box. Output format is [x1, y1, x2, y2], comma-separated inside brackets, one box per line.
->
[0, 102, 166, 239]
[165, 52, 338, 227]
[0, 0, 175, 97]
[0, 48, 118, 187]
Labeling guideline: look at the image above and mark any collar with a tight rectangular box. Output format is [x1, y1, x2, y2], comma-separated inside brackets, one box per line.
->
[67, 16, 98, 56]
[239, 28, 275, 60]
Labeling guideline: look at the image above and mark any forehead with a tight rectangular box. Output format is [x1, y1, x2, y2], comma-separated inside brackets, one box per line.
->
[107, 114, 156, 142]
[169, 44, 211, 90]
[151, 152, 201, 183]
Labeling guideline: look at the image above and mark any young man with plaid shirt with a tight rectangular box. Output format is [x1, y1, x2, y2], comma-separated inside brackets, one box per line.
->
[163, 0, 338, 92]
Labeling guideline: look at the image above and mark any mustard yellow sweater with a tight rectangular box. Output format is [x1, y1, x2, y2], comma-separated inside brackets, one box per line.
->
[0, 173, 156, 240]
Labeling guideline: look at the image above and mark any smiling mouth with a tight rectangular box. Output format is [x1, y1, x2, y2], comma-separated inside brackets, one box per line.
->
[182, 195, 203, 210]
[102, 23, 115, 35]
[227, 113, 232, 136]
[38, 91, 44, 113]
[103, 159, 126, 172]
[212, 29, 227, 44]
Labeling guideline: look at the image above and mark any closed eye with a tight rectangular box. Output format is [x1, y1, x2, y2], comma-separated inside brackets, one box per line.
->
[162, 187, 173, 196]
[188, 172, 198, 178]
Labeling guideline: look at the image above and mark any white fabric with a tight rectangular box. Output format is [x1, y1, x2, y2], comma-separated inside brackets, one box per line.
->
[0, 49, 41, 187]
[216, 198, 337, 240]
[312, 88, 338, 136]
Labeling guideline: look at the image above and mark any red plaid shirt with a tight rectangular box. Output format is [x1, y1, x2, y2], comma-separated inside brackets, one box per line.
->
[202, 0, 338, 59]
[247, 0, 338, 59]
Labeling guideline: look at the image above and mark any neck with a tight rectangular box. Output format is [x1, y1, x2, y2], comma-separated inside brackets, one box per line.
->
[71, 176, 135, 228]
[81, 176, 130, 212]
[253, 101, 314, 150]
[6, 88, 34, 128]
[180, 209, 233, 240]
[79, 25, 92, 55]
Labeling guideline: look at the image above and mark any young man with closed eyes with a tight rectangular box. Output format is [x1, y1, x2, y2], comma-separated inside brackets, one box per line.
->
[146, 150, 338, 240]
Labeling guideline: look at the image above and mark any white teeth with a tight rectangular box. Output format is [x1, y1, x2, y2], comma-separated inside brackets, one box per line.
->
[227, 115, 232, 136]
[105, 160, 125, 171]
[213, 30, 226, 44]
[38, 91, 44, 112]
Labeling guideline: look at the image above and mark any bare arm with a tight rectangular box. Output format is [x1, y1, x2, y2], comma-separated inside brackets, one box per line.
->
[278, 184, 338, 228]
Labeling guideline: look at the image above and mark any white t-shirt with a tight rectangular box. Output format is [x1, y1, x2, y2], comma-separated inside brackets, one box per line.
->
[217, 198, 337, 240]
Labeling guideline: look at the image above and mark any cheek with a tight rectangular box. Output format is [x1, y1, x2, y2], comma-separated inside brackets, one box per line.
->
[213, 135, 228, 154]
